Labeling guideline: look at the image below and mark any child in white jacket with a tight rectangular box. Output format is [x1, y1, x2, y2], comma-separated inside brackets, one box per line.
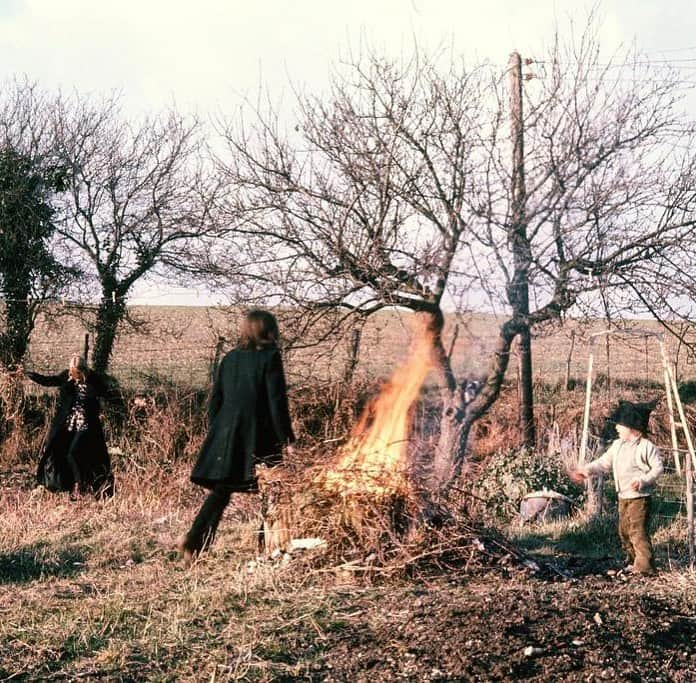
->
[571, 401, 663, 575]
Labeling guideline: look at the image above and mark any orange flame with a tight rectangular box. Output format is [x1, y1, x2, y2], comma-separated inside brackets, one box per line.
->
[322, 320, 434, 497]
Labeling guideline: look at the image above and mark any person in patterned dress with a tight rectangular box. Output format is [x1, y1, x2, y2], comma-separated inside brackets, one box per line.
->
[22, 354, 114, 499]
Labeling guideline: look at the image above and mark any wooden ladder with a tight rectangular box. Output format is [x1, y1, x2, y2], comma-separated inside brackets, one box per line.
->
[659, 337, 695, 567]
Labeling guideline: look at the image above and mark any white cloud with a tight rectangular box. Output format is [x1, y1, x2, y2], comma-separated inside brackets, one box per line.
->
[1, 0, 691, 305]
[0, 0, 650, 119]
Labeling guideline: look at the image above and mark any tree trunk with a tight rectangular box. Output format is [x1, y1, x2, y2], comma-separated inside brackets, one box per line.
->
[421, 309, 464, 488]
[585, 472, 604, 518]
[92, 289, 126, 374]
[432, 392, 470, 487]
[210, 336, 226, 381]
[429, 315, 522, 493]
[342, 325, 363, 386]
[0, 273, 32, 369]
[518, 326, 535, 447]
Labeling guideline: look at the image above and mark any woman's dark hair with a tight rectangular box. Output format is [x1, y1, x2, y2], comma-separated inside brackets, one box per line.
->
[238, 309, 280, 350]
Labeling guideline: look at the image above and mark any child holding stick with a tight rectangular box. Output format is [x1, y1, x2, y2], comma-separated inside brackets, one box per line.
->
[570, 401, 663, 575]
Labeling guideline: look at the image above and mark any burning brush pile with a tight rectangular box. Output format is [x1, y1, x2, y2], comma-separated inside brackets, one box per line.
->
[258, 321, 554, 580]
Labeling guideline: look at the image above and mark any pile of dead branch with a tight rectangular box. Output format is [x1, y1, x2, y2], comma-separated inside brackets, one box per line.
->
[257, 447, 565, 582]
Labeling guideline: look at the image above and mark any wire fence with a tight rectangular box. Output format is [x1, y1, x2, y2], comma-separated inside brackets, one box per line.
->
[13, 305, 696, 391]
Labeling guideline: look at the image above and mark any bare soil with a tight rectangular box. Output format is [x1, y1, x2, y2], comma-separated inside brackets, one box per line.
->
[294, 568, 696, 682]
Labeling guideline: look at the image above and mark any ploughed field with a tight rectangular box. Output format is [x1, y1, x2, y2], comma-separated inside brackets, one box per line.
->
[23, 306, 696, 392]
[0, 464, 695, 682]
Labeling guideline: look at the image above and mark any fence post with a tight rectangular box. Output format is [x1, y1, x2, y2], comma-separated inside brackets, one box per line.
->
[580, 339, 603, 517]
[564, 329, 576, 391]
[687, 443, 694, 569]
[210, 336, 225, 381]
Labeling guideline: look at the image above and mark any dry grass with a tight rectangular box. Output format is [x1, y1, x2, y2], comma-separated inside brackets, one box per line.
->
[0, 461, 284, 680]
[2, 448, 694, 681]
[0, 456, 521, 681]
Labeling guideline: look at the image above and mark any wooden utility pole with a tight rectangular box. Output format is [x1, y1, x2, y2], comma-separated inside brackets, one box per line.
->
[508, 51, 535, 447]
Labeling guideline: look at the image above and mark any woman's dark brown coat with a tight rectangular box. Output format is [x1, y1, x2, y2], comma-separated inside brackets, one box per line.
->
[190, 347, 295, 491]
[28, 370, 114, 496]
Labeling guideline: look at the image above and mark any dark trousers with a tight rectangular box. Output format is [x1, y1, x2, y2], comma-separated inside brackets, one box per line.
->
[186, 484, 234, 552]
[66, 430, 89, 486]
[618, 496, 655, 574]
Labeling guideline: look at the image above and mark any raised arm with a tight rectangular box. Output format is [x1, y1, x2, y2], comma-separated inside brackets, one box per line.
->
[583, 441, 617, 477]
[570, 440, 617, 485]
[26, 369, 68, 387]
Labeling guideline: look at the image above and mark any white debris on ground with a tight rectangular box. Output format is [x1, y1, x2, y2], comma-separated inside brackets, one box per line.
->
[246, 537, 327, 573]
[289, 537, 326, 551]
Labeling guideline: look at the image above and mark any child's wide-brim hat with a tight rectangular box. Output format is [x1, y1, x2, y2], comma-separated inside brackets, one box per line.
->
[614, 400, 655, 433]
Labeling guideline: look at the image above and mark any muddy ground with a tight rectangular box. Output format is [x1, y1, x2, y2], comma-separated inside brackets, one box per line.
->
[295, 566, 696, 682]
[3, 555, 695, 681]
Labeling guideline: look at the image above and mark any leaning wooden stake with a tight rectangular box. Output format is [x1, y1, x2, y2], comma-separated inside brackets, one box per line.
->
[663, 367, 682, 476]
[660, 339, 695, 568]
[578, 345, 594, 466]
[579, 341, 603, 517]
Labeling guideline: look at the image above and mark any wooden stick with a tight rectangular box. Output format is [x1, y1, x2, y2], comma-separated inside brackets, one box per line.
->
[663, 366, 682, 476]
[687, 438, 695, 570]
[578, 347, 594, 465]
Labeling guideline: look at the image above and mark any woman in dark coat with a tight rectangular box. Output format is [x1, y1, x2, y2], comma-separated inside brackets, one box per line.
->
[178, 309, 295, 563]
[23, 354, 114, 499]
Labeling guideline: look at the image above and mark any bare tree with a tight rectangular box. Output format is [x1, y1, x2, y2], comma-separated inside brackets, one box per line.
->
[53, 97, 219, 373]
[217, 24, 696, 493]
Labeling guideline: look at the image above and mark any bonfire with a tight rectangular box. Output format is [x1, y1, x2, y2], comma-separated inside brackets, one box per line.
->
[257, 317, 552, 579]
[319, 322, 434, 498]
[257, 320, 434, 558]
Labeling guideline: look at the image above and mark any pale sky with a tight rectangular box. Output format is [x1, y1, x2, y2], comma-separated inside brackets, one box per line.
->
[1, 0, 694, 305]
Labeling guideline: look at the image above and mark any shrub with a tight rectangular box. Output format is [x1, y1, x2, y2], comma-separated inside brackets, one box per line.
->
[472, 447, 582, 524]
